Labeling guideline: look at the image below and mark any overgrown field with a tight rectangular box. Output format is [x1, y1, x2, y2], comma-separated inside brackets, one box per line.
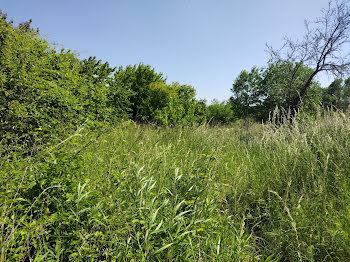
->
[1, 112, 350, 261]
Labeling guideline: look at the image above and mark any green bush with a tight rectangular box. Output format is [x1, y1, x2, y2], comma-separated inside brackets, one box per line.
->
[0, 12, 216, 157]
[0, 123, 255, 261]
[207, 99, 234, 125]
[3, 112, 350, 260]
[113, 64, 165, 121]
[0, 16, 116, 153]
[153, 82, 207, 126]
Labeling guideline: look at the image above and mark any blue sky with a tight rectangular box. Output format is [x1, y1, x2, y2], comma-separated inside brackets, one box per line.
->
[2, 0, 331, 101]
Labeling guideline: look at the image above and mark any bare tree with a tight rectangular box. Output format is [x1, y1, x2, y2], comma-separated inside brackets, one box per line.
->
[267, 0, 350, 117]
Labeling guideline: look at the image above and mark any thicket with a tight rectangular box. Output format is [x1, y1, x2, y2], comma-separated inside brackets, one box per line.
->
[0, 13, 209, 156]
[2, 9, 350, 261]
[207, 99, 234, 125]
[2, 111, 350, 261]
[3, 10, 350, 156]
[230, 61, 323, 121]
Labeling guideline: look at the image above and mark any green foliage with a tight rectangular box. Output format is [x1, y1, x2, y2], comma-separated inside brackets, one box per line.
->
[143, 81, 177, 120]
[79, 56, 132, 121]
[153, 82, 207, 126]
[0, 14, 209, 155]
[3, 113, 350, 260]
[0, 123, 257, 261]
[113, 63, 165, 121]
[109, 66, 206, 126]
[0, 16, 118, 153]
[5, 11, 350, 260]
[322, 78, 350, 110]
[230, 67, 263, 119]
[224, 111, 350, 261]
[207, 99, 234, 125]
[230, 61, 322, 121]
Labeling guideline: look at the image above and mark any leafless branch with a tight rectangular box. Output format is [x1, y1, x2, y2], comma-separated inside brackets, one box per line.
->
[268, 0, 350, 115]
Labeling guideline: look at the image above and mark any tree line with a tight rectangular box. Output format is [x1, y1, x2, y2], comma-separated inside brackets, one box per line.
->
[230, 61, 350, 121]
[0, 13, 208, 153]
[1, 0, 350, 153]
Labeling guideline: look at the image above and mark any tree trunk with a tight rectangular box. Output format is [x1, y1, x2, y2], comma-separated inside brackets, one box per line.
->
[289, 70, 319, 120]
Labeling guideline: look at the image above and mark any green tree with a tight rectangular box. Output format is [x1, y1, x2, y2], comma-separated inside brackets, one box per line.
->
[153, 82, 207, 126]
[230, 61, 321, 121]
[144, 81, 177, 119]
[230, 67, 263, 119]
[113, 64, 165, 121]
[0, 15, 114, 152]
[322, 78, 350, 110]
[207, 99, 234, 125]
[0, 16, 76, 149]
[267, 0, 350, 116]
[80, 56, 131, 121]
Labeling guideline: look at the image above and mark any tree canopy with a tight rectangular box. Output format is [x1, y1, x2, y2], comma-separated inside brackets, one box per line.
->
[267, 0, 350, 116]
[0, 12, 212, 153]
[230, 61, 321, 121]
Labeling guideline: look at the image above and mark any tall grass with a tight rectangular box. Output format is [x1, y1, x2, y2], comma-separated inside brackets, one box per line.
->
[1, 112, 350, 261]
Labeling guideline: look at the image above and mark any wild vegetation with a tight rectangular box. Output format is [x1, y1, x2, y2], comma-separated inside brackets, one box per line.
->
[1, 0, 350, 261]
[2, 112, 350, 261]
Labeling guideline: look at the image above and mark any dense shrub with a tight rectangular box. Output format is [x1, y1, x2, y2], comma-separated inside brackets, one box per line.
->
[207, 99, 234, 125]
[0, 15, 116, 153]
[79, 56, 132, 122]
[2, 112, 350, 260]
[0, 123, 255, 261]
[321, 78, 350, 111]
[152, 82, 207, 126]
[230, 61, 322, 121]
[0, 14, 210, 155]
[113, 64, 165, 121]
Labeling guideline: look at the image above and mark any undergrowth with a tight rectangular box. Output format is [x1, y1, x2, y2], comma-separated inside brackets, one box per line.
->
[1, 112, 350, 261]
